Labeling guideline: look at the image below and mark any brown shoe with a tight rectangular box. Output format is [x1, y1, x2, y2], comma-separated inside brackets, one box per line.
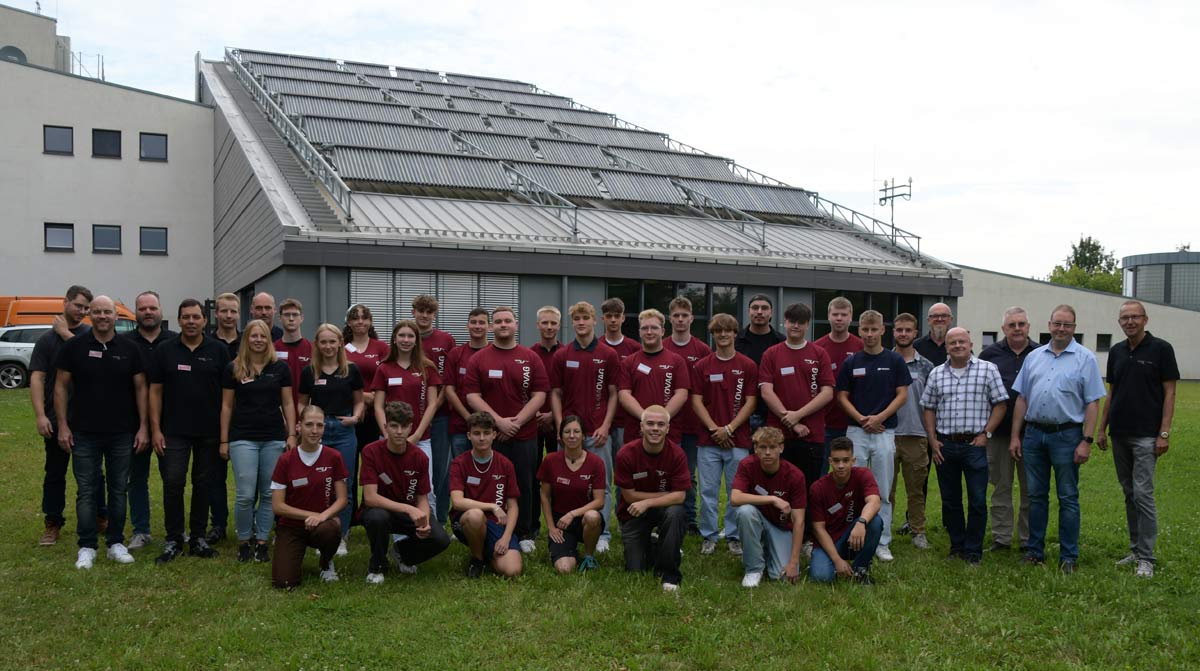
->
[96, 516, 108, 535]
[39, 522, 61, 546]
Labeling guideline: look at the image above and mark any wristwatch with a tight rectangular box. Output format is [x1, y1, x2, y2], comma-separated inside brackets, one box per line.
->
[855, 517, 867, 526]
[1083, 436, 1094, 445]
[1160, 432, 1170, 440]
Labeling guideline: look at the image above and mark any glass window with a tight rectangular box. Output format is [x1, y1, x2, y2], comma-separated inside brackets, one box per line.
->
[44, 223, 74, 251]
[1038, 332, 1051, 345]
[982, 331, 998, 348]
[92, 129, 121, 158]
[897, 294, 923, 320]
[678, 282, 706, 313]
[139, 227, 168, 255]
[868, 292, 895, 322]
[0, 330, 20, 343]
[1170, 264, 1200, 310]
[1073, 333, 1084, 345]
[140, 133, 168, 161]
[813, 290, 838, 317]
[642, 280, 676, 314]
[1096, 334, 1112, 353]
[21, 328, 50, 343]
[93, 225, 121, 253]
[712, 285, 738, 319]
[606, 279, 639, 312]
[43, 125, 73, 155]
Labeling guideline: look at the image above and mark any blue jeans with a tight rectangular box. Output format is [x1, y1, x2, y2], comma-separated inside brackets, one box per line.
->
[934, 440, 989, 559]
[230, 440, 285, 542]
[43, 435, 107, 527]
[810, 516, 883, 583]
[697, 445, 749, 541]
[450, 432, 471, 459]
[128, 447, 152, 536]
[681, 433, 699, 527]
[585, 434, 614, 541]
[1023, 425, 1082, 562]
[822, 427, 847, 476]
[323, 418, 358, 535]
[416, 438, 436, 517]
[736, 504, 794, 579]
[431, 415, 451, 524]
[846, 427, 896, 547]
[71, 432, 133, 549]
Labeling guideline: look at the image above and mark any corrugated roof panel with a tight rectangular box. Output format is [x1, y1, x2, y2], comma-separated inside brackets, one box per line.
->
[384, 89, 508, 115]
[280, 94, 411, 124]
[511, 104, 614, 126]
[677, 179, 822, 218]
[609, 148, 738, 180]
[487, 116, 554, 137]
[393, 67, 443, 81]
[343, 62, 393, 77]
[557, 123, 668, 151]
[444, 74, 534, 93]
[261, 76, 385, 103]
[302, 118, 456, 153]
[416, 108, 490, 132]
[246, 63, 361, 85]
[536, 139, 608, 167]
[238, 50, 341, 71]
[510, 163, 603, 198]
[332, 147, 510, 190]
[457, 132, 535, 161]
[473, 88, 575, 109]
[598, 171, 683, 204]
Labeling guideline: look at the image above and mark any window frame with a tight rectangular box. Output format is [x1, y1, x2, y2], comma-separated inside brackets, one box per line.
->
[43, 223, 75, 252]
[139, 226, 168, 255]
[43, 125, 74, 155]
[139, 132, 168, 162]
[92, 224, 122, 254]
[92, 128, 122, 159]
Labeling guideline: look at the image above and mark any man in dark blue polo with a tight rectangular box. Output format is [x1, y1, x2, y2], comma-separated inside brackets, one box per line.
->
[149, 299, 229, 563]
[913, 303, 952, 367]
[55, 296, 149, 569]
[1097, 300, 1178, 579]
[1010, 304, 1106, 574]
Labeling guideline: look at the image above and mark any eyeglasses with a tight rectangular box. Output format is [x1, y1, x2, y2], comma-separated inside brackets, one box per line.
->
[1118, 315, 1146, 323]
[929, 314, 952, 320]
[1050, 321, 1076, 329]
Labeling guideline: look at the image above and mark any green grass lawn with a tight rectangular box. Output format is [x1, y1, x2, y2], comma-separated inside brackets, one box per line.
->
[1, 386, 1197, 670]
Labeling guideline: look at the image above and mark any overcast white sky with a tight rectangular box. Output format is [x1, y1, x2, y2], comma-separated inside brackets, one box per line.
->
[19, 0, 1200, 277]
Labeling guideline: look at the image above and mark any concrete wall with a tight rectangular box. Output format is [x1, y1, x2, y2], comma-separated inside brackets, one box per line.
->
[957, 265, 1200, 378]
[0, 59, 213, 316]
[249, 266, 349, 339]
[0, 5, 57, 69]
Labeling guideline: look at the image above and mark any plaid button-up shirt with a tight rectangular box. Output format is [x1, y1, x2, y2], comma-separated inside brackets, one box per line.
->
[920, 357, 1009, 435]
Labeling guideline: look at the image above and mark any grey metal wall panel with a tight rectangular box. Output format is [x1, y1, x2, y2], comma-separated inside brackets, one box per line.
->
[609, 148, 737, 180]
[280, 95, 411, 124]
[518, 276, 561, 344]
[481, 275, 521, 324]
[511, 104, 613, 126]
[350, 269, 396, 328]
[324, 267, 351, 325]
[511, 163, 602, 198]
[247, 63, 361, 85]
[598, 171, 682, 204]
[238, 50, 341, 71]
[557, 123, 668, 151]
[436, 273, 479, 343]
[396, 272, 438, 322]
[261, 76, 385, 103]
[458, 132, 535, 161]
[333, 147, 510, 189]
[536, 139, 608, 167]
[302, 118, 456, 153]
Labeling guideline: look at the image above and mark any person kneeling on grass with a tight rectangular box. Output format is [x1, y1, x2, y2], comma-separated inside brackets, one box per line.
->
[360, 401, 451, 585]
[538, 415, 606, 573]
[270, 404, 348, 588]
[808, 436, 882, 585]
[448, 411, 522, 578]
[731, 427, 807, 588]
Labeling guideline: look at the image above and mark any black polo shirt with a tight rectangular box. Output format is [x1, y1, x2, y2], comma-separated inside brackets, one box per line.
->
[54, 329, 144, 434]
[979, 338, 1040, 436]
[29, 323, 89, 424]
[221, 359, 292, 442]
[216, 332, 241, 360]
[124, 327, 178, 367]
[1106, 332, 1179, 437]
[149, 336, 230, 438]
[914, 335, 947, 366]
[735, 326, 784, 366]
[298, 363, 363, 417]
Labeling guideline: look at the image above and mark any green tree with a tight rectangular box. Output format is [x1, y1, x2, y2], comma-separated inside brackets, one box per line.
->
[1047, 235, 1122, 294]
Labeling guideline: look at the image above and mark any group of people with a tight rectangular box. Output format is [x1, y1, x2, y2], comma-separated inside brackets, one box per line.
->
[30, 285, 1177, 589]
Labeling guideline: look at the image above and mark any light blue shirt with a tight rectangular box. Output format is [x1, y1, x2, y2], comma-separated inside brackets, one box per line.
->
[1011, 339, 1106, 424]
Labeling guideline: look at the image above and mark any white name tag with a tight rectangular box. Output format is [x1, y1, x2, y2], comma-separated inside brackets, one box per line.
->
[566, 360, 580, 369]
[780, 366, 795, 376]
[852, 367, 867, 377]
[458, 367, 467, 375]
[556, 477, 572, 485]
[828, 502, 843, 514]
[632, 471, 648, 480]
[345, 343, 357, 353]
[709, 373, 724, 382]
[292, 477, 309, 487]
[488, 369, 503, 379]
[637, 363, 652, 375]
[277, 351, 289, 360]
[754, 485, 769, 496]
[89, 350, 103, 359]
[388, 377, 403, 386]
[241, 378, 254, 385]
[466, 476, 481, 485]
[177, 364, 191, 372]
[315, 379, 327, 386]
[379, 472, 393, 485]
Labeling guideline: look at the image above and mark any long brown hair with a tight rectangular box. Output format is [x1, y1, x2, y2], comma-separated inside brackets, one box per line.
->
[342, 303, 380, 343]
[232, 319, 277, 380]
[383, 319, 434, 377]
[311, 323, 349, 377]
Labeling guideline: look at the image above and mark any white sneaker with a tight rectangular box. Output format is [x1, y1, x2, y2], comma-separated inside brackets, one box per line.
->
[803, 541, 813, 559]
[912, 533, 930, 550]
[875, 545, 894, 562]
[1135, 560, 1154, 578]
[365, 572, 385, 585]
[320, 561, 339, 582]
[596, 538, 610, 554]
[700, 539, 717, 555]
[1115, 553, 1137, 566]
[396, 561, 418, 575]
[106, 543, 135, 564]
[741, 571, 763, 588]
[335, 539, 348, 557]
[662, 582, 679, 593]
[75, 547, 96, 570]
[519, 539, 536, 554]
[127, 533, 152, 550]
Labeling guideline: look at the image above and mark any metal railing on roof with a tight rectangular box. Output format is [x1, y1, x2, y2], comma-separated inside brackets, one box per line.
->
[226, 48, 354, 221]
[809, 194, 922, 258]
[672, 181, 767, 250]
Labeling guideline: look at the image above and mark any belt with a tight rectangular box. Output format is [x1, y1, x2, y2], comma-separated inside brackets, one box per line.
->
[1027, 421, 1082, 434]
[937, 432, 981, 443]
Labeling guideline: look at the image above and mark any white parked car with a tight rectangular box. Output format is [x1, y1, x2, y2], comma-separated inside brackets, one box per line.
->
[0, 325, 52, 390]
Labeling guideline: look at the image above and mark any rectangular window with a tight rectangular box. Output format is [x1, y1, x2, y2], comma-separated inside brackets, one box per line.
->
[92, 129, 121, 158]
[1039, 332, 1052, 345]
[1096, 334, 1112, 353]
[93, 224, 121, 253]
[981, 331, 998, 348]
[43, 125, 73, 155]
[44, 223, 74, 252]
[1073, 333, 1084, 345]
[139, 133, 168, 161]
[139, 226, 168, 255]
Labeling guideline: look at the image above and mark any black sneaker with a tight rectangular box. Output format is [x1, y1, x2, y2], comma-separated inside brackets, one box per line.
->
[465, 559, 485, 578]
[155, 541, 184, 565]
[947, 549, 965, 561]
[237, 542, 252, 563]
[205, 527, 227, 545]
[253, 543, 270, 563]
[1059, 560, 1077, 575]
[987, 541, 1010, 553]
[897, 520, 912, 536]
[188, 537, 219, 559]
[687, 523, 701, 536]
[966, 555, 982, 566]
[1021, 552, 1045, 567]
[853, 567, 874, 585]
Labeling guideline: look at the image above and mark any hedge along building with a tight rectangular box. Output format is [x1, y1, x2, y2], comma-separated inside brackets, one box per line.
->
[197, 48, 961, 344]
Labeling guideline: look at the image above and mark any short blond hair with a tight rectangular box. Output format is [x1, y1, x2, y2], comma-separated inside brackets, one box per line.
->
[859, 310, 883, 325]
[216, 292, 239, 307]
[536, 305, 561, 320]
[638, 308, 666, 327]
[568, 301, 596, 319]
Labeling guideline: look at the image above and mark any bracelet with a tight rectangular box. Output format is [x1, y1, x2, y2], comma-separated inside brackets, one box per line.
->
[725, 425, 733, 436]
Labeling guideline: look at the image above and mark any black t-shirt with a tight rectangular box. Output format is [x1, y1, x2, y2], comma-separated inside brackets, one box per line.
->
[914, 335, 947, 367]
[735, 326, 784, 366]
[217, 333, 241, 360]
[221, 359, 292, 442]
[149, 336, 230, 438]
[54, 329, 145, 434]
[1106, 332, 1180, 437]
[978, 339, 1039, 436]
[298, 363, 364, 417]
[124, 328, 178, 367]
[29, 323, 89, 424]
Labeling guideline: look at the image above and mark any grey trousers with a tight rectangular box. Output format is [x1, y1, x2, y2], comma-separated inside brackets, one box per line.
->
[1112, 435, 1159, 562]
[986, 433, 1029, 548]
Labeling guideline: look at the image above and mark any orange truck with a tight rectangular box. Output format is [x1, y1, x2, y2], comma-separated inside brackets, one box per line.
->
[0, 296, 137, 331]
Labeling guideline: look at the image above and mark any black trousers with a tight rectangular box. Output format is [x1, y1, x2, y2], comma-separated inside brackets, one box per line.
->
[783, 439, 825, 494]
[494, 438, 539, 541]
[159, 436, 217, 543]
[619, 504, 686, 585]
[361, 506, 451, 573]
[43, 435, 107, 526]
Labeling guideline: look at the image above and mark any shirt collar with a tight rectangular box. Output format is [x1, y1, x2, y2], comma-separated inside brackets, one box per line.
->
[572, 338, 599, 352]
